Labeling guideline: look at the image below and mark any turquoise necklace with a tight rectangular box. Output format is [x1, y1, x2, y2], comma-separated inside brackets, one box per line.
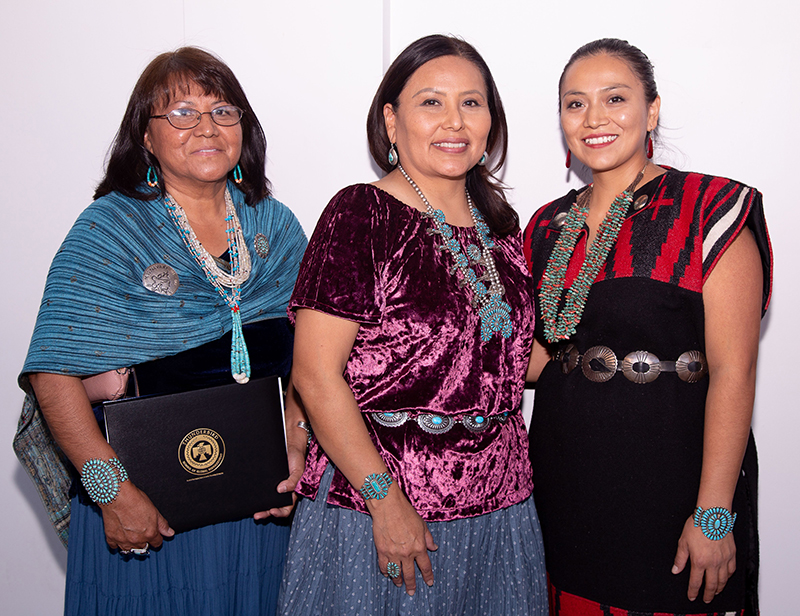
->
[165, 189, 252, 383]
[539, 167, 645, 344]
[397, 164, 512, 342]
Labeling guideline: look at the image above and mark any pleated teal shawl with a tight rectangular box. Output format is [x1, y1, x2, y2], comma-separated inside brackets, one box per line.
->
[15, 183, 307, 545]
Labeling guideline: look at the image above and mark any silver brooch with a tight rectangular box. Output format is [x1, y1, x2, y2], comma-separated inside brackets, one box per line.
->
[551, 212, 568, 229]
[142, 263, 179, 296]
[632, 195, 649, 211]
[254, 233, 270, 259]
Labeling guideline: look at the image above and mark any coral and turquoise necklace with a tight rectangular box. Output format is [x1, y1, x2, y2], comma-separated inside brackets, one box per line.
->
[165, 189, 253, 383]
[540, 167, 646, 344]
[397, 164, 512, 342]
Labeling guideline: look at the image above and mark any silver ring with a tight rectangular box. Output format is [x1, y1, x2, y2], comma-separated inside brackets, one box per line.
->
[119, 549, 131, 555]
[130, 543, 150, 556]
[386, 562, 401, 578]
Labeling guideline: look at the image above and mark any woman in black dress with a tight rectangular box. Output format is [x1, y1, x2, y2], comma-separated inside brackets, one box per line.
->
[524, 38, 771, 615]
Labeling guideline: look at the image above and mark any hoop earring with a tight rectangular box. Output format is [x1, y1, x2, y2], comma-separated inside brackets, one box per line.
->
[387, 143, 398, 167]
[565, 150, 571, 169]
[646, 133, 654, 159]
[478, 151, 487, 166]
[146, 166, 158, 187]
[233, 164, 243, 184]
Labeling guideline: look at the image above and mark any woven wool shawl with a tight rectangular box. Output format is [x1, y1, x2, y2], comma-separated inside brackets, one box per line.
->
[15, 183, 307, 546]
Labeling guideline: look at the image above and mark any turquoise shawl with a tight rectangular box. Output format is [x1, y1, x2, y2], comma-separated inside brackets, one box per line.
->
[15, 183, 307, 546]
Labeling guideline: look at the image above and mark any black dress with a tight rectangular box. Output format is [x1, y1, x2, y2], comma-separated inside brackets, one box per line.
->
[523, 169, 772, 615]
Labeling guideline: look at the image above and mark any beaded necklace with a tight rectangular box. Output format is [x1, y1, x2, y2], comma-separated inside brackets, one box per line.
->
[539, 167, 646, 344]
[397, 164, 512, 342]
[164, 189, 253, 383]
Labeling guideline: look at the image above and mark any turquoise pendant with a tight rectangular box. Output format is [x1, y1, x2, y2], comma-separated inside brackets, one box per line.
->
[230, 307, 251, 384]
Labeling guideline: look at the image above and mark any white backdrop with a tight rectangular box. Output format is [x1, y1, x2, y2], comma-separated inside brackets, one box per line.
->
[2, 1, 797, 613]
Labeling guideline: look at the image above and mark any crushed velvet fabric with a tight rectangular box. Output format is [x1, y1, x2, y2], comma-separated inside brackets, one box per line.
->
[289, 184, 534, 521]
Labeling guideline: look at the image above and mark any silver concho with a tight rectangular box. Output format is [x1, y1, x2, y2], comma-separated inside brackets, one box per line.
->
[142, 263, 179, 296]
[581, 345, 618, 383]
[254, 233, 270, 259]
[622, 350, 661, 384]
[676, 350, 708, 383]
[417, 414, 454, 434]
[462, 415, 491, 432]
[632, 195, 649, 211]
[556, 343, 580, 375]
[373, 411, 409, 427]
[551, 212, 568, 229]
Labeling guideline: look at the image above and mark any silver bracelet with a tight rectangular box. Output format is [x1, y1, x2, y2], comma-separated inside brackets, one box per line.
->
[297, 420, 313, 446]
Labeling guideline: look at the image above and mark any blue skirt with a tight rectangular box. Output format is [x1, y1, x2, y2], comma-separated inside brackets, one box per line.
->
[65, 493, 291, 616]
[278, 466, 547, 615]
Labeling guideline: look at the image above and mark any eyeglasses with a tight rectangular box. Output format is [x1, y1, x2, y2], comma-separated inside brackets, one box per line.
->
[150, 105, 244, 129]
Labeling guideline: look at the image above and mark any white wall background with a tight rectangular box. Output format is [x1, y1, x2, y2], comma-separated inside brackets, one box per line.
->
[2, 1, 796, 613]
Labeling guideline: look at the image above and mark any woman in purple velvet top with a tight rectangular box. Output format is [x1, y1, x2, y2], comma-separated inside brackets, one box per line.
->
[277, 35, 547, 615]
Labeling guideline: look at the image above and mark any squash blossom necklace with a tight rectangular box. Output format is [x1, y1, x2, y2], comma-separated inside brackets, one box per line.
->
[165, 189, 253, 383]
[540, 166, 646, 344]
[397, 163, 512, 342]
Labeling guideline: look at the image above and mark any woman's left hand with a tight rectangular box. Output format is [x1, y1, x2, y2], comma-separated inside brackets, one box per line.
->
[672, 516, 736, 603]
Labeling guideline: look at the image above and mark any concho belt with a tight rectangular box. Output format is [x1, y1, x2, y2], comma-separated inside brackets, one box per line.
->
[371, 411, 510, 434]
[553, 344, 708, 384]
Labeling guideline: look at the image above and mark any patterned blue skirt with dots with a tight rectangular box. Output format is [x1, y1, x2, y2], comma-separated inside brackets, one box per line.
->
[278, 465, 548, 615]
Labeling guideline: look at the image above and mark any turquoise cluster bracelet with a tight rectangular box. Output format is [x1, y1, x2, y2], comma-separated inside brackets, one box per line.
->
[80, 457, 128, 505]
[693, 506, 737, 541]
[360, 472, 393, 501]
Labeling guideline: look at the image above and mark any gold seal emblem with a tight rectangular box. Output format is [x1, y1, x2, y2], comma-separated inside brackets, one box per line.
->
[179, 428, 225, 476]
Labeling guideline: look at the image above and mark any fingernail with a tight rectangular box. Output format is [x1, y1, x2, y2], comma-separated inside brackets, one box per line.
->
[426, 581, 434, 587]
[671, 565, 678, 574]
[407, 590, 415, 597]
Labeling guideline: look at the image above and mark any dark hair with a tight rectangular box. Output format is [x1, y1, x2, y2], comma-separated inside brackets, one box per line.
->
[95, 47, 269, 205]
[366, 35, 517, 237]
[559, 38, 659, 140]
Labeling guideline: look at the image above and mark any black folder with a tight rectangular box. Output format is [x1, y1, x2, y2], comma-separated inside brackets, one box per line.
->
[104, 376, 292, 532]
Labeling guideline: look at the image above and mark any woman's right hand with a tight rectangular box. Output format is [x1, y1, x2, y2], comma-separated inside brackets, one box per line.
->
[99, 480, 174, 552]
[367, 485, 438, 596]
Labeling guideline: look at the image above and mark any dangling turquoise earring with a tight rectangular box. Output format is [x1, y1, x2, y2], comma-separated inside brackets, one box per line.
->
[233, 164, 243, 184]
[387, 143, 398, 167]
[478, 151, 488, 166]
[146, 166, 159, 187]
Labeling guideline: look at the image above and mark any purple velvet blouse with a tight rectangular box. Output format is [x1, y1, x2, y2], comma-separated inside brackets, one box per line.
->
[289, 184, 534, 521]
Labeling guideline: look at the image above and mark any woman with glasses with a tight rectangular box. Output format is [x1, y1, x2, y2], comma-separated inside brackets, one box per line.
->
[14, 47, 308, 616]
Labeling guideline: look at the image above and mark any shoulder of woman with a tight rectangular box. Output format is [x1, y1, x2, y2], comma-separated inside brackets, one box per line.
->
[661, 168, 759, 195]
[312, 183, 399, 230]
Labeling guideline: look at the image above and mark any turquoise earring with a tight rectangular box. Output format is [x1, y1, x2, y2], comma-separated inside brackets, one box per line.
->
[146, 166, 158, 187]
[233, 164, 243, 184]
[387, 143, 398, 167]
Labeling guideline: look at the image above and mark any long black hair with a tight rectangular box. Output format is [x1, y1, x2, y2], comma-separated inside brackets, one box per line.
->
[367, 35, 517, 237]
[95, 47, 269, 205]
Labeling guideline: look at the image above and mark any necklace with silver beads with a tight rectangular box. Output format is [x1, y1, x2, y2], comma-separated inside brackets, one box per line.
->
[397, 163, 512, 342]
[164, 189, 252, 383]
